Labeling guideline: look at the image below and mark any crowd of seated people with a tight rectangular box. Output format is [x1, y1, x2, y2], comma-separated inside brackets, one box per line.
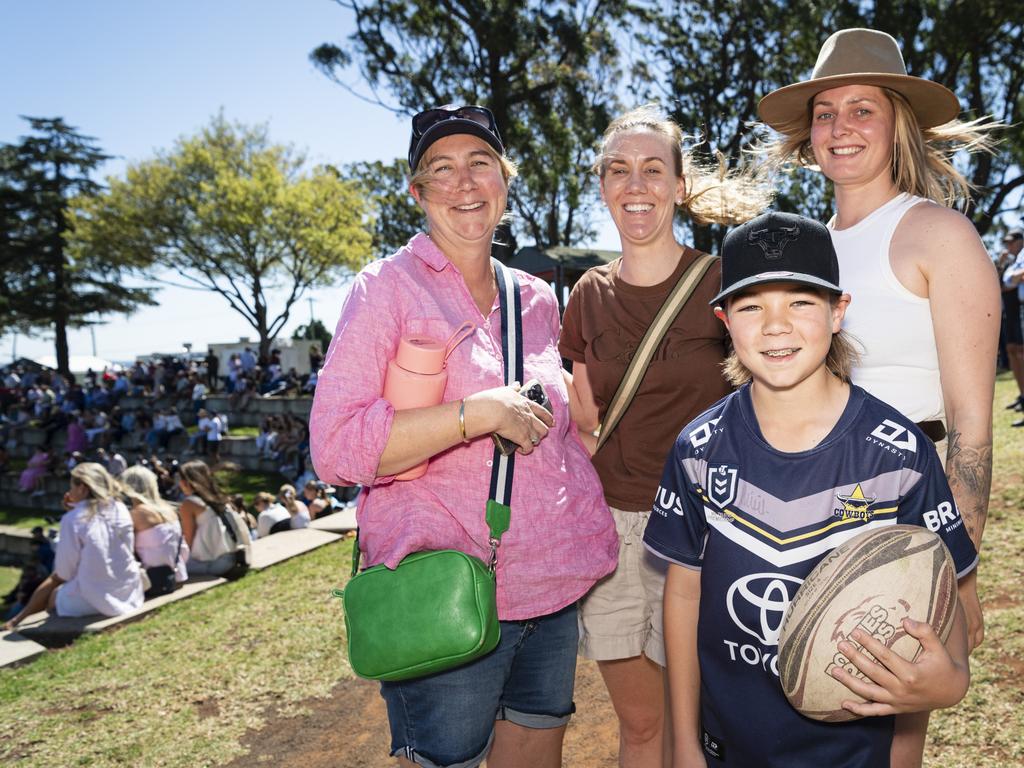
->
[0, 355, 357, 629]
[1, 454, 357, 628]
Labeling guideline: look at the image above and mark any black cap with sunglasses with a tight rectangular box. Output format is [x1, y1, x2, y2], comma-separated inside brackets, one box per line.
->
[407, 104, 504, 171]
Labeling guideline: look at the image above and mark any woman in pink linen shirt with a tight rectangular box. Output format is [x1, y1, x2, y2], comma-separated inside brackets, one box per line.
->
[310, 105, 617, 768]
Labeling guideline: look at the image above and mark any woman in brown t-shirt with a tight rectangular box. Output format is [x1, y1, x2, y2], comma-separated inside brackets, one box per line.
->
[560, 105, 768, 767]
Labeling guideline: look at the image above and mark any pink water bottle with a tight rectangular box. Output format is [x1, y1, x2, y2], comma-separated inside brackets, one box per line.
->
[383, 322, 475, 480]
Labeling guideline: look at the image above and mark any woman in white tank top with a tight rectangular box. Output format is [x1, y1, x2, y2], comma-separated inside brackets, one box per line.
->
[759, 28, 1000, 765]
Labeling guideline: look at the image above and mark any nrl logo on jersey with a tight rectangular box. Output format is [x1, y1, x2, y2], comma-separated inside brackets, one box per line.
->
[707, 463, 739, 509]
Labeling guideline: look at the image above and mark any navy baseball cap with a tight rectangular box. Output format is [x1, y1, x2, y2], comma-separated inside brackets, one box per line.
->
[711, 212, 843, 306]
[407, 104, 504, 171]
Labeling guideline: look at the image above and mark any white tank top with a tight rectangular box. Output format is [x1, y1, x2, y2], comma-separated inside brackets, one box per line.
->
[828, 193, 943, 423]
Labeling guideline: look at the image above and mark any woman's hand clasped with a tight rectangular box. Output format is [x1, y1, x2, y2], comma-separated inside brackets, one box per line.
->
[466, 383, 554, 455]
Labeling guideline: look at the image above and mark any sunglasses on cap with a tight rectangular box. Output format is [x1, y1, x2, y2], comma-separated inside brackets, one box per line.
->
[407, 104, 503, 170]
[411, 105, 497, 141]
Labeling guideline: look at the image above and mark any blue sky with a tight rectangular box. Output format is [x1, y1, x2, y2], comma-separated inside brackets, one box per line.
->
[4, 3, 1016, 365]
[0, 1, 623, 365]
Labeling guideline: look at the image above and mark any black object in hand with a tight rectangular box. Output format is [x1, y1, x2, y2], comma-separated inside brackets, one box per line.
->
[492, 380, 553, 456]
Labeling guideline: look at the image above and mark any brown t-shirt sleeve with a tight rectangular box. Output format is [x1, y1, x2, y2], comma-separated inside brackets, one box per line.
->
[558, 280, 587, 363]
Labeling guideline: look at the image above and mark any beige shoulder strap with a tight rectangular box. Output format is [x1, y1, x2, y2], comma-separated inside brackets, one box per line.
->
[595, 253, 718, 452]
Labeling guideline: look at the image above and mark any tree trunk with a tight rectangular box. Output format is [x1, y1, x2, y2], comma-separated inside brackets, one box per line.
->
[52, 160, 71, 379]
[55, 315, 70, 380]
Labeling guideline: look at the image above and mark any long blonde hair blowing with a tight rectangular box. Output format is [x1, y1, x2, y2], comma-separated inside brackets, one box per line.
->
[760, 88, 1000, 208]
[71, 462, 118, 519]
[594, 104, 772, 226]
[120, 465, 177, 525]
[178, 460, 227, 514]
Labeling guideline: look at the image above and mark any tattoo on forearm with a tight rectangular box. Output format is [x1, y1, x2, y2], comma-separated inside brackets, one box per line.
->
[945, 425, 993, 549]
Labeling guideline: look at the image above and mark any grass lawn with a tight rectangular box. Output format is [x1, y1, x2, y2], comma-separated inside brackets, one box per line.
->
[0, 566, 19, 597]
[186, 425, 258, 437]
[215, 469, 289, 506]
[0, 378, 1020, 767]
[0, 506, 53, 530]
[0, 538, 355, 767]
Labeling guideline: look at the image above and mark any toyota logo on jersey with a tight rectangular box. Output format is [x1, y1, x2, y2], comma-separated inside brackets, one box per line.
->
[726, 573, 803, 646]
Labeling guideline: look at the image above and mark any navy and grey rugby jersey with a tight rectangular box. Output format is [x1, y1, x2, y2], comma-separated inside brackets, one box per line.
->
[643, 384, 977, 768]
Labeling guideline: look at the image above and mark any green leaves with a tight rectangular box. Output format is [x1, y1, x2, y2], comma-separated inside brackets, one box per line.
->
[313, 0, 631, 248]
[0, 116, 150, 372]
[69, 115, 373, 357]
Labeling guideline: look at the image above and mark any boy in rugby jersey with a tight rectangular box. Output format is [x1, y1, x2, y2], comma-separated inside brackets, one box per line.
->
[643, 212, 979, 767]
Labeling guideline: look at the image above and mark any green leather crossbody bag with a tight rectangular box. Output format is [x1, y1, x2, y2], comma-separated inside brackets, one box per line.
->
[334, 259, 522, 682]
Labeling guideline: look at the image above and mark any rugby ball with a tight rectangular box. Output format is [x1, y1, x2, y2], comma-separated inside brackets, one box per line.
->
[777, 525, 958, 722]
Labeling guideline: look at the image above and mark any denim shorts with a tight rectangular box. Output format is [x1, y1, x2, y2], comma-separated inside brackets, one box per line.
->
[379, 601, 578, 768]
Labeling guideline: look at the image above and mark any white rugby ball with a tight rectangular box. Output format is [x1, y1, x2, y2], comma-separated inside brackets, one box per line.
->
[777, 525, 958, 722]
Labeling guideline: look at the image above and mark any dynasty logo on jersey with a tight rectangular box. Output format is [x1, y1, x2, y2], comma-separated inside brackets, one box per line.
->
[688, 417, 721, 450]
[868, 419, 918, 454]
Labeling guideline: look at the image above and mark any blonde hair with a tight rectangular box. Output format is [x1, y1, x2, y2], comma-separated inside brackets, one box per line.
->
[760, 87, 1000, 208]
[409, 140, 518, 196]
[253, 491, 276, 510]
[720, 294, 861, 386]
[278, 484, 299, 516]
[71, 462, 118, 519]
[595, 104, 772, 226]
[120, 465, 177, 525]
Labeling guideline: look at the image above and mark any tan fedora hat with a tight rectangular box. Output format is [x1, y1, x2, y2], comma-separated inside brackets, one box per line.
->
[758, 28, 960, 133]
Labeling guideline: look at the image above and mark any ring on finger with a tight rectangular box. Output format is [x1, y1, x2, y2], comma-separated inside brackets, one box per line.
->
[530, 435, 539, 445]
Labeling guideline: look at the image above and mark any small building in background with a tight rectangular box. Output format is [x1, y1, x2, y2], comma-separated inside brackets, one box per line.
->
[208, 337, 318, 376]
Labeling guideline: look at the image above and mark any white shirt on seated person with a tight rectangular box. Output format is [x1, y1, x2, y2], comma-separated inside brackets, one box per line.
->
[55, 498, 144, 617]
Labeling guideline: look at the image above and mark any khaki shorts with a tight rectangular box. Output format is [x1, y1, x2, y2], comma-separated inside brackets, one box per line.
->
[578, 506, 667, 667]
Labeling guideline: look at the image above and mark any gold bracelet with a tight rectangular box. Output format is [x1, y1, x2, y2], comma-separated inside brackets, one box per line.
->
[458, 399, 470, 443]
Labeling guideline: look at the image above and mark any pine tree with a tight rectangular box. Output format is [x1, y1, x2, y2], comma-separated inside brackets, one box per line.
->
[0, 117, 155, 376]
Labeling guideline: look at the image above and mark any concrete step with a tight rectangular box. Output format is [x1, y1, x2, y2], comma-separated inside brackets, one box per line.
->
[0, 487, 64, 513]
[0, 631, 48, 667]
[0, 472, 67, 494]
[218, 436, 259, 458]
[309, 506, 358, 533]
[249, 527, 342, 570]
[206, 394, 312, 419]
[14, 575, 227, 649]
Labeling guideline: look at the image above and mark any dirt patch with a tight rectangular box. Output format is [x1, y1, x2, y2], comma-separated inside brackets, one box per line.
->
[983, 591, 1021, 610]
[225, 658, 619, 767]
[195, 697, 221, 720]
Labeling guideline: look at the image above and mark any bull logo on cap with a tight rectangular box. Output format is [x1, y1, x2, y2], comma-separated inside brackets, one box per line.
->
[747, 223, 800, 260]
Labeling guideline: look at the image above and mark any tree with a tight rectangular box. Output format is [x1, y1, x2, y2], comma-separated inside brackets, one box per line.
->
[293, 318, 333, 351]
[311, 0, 630, 248]
[70, 115, 373, 359]
[631, 1, 832, 252]
[0, 117, 155, 376]
[633, 1, 1024, 246]
[341, 159, 423, 257]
